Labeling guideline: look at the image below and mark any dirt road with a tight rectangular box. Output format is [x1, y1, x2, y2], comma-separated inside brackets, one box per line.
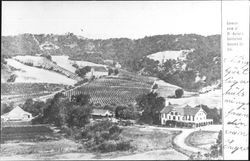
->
[173, 125, 222, 155]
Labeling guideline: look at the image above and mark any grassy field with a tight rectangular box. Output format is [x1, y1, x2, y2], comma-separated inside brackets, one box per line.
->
[0, 124, 185, 160]
[185, 130, 219, 150]
[1, 125, 57, 143]
[0, 138, 83, 157]
[1, 83, 66, 95]
[1, 83, 67, 105]
[121, 126, 180, 153]
[0, 124, 84, 158]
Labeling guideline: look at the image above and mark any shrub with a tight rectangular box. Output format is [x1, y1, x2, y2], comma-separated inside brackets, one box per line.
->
[114, 69, 119, 75]
[72, 63, 79, 69]
[25, 62, 33, 66]
[74, 79, 88, 86]
[7, 74, 17, 82]
[108, 68, 113, 75]
[75, 66, 91, 78]
[175, 88, 184, 98]
[109, 125, 122, 135]
[31, 115, 45, 124]
[60, 126, 74, 137]
[79, 120, 131, 153]
[152, 83, 158, 89]
[98, 140, 117, 153]
[116, 140, 131, 151]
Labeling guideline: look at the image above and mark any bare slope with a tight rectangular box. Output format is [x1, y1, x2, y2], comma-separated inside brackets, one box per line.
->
[6, 59, 77, 85]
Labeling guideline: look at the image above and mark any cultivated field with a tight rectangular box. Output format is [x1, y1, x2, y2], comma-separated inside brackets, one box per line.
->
[1, 125, 57, 143]
[1, 83, 67, 105]
[1, 83, 66, 95]
[64, 76, 152, 106]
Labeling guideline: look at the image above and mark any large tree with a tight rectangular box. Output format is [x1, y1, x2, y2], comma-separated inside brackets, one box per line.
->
[75, 66, 91, 77]
[71, 93, 90, 106]
[66, 104, 92, 128]
[136, 92, 165, 124]
[42, 93, 69, 126]
[22, 98, 45, 116]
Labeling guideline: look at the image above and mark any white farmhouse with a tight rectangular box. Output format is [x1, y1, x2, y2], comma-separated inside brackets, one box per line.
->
[86, 66, 109, 79]
[91, 109, 113, 119]
[1, 106, 33, 122]
[160, 104, 213, 128]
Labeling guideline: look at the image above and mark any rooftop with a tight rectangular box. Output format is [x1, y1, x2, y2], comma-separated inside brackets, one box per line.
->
[160, 104, 202, 116]
[91, 108, 112, 116]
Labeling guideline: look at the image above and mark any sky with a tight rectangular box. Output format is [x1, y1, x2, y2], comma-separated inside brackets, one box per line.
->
[2, 1, 221, 39]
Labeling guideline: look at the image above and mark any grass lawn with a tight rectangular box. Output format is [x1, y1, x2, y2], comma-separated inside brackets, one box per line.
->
[185, 130, 219, 150]
[120, 126, 180, 153]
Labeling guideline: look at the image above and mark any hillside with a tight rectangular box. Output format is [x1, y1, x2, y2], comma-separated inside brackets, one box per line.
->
[147, 49, 193, 64]
[12, 55, 82, 81]
[5, 59, 77, 85]
[1, 33, 221, 91]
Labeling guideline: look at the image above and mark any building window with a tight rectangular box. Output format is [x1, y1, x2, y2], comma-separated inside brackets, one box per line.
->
[171, 112, 174, 115]
[173, 116, 176, 120]
[175, 112, 178, 115]
[169, 116, 171, 119]
[178, 116, 180, 120]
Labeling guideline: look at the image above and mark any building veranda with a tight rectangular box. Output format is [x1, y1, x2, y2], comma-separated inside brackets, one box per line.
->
[160, 103, 213, 128]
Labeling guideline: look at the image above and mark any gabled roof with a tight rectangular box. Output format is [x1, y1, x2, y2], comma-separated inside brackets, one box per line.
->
[183, 106, 201, 116]
[1, 106, 32, 117]
[160, 104, 202, 116]
[91, 109, 112, 116]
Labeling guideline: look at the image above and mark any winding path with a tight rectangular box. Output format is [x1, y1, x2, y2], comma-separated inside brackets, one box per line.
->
[173, 125, 222, 155]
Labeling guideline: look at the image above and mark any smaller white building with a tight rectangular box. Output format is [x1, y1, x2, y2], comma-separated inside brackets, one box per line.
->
[91, 109, 113, 119]
[1, 106, 33, 122]
[86, 66, 109, 78]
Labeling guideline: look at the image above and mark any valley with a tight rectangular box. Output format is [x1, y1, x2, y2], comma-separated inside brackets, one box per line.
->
[1, 33, 222, 161]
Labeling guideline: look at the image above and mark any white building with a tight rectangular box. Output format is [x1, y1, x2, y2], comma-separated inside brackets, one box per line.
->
[86, 66, 108, 78]
[91, 109, 113, 119]
[160, 104, 213, 128]
[1, 106, 33, 122]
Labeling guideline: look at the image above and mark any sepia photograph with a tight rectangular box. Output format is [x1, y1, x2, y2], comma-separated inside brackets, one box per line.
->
[1, 1, 224, 160]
